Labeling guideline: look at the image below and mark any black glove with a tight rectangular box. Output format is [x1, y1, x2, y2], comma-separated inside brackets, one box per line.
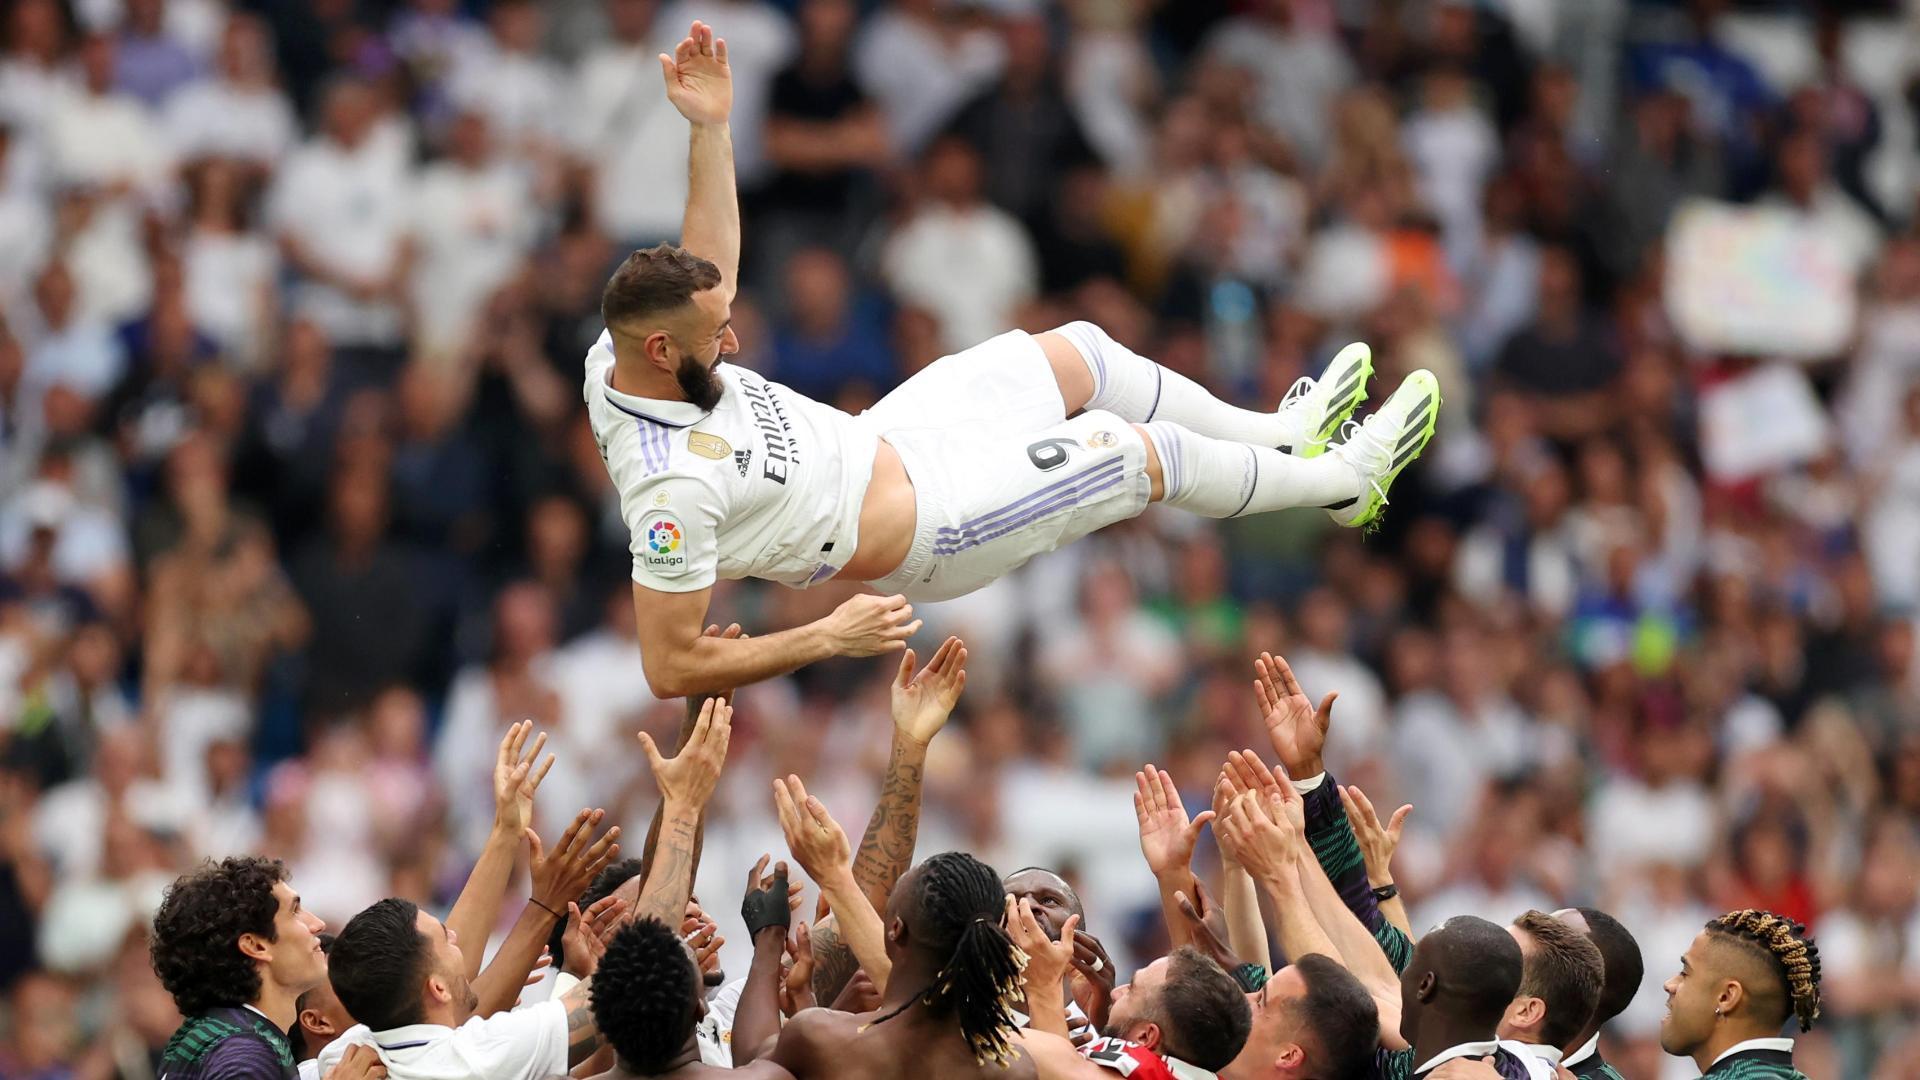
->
[742, 865, 791, 939]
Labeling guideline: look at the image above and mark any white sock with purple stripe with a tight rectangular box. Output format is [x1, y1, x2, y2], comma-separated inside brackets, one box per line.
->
[1053, 321, 1290, 446]
[1144, 421, 1360, 518]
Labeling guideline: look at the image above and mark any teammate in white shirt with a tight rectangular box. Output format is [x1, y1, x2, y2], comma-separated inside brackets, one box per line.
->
[598, 22, 1442, 698]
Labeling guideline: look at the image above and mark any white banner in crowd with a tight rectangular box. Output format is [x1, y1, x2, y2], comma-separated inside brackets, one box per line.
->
[1699, 362, 1832, 482]
[1664, 199, 1857, 360]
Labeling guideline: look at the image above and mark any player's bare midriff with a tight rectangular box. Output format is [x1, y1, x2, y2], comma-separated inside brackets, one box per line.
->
[836, 438, 916, 581]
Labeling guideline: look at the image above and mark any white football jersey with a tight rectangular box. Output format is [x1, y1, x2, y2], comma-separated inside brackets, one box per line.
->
[583, 332, 878, 593]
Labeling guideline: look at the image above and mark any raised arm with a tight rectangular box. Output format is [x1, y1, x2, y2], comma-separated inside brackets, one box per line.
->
[1132, 765, 1215, 950]
[777, 774, 891, 990]
[811, 639, 967, 1000]
[1340, 784, 1413, 943]
[634, 585, 920, 699]
[446, 721, 555, 980]
[471, 808, 621, 1015]
[731, 857, 793, 1065]
[630, 696, 733, 927]
[1256, 653, 1412, 971]
[660, 20, 738, 299]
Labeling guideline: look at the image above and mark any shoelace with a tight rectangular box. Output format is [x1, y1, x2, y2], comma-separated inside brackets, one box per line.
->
[1336, 417, 1393, 505]
[1277, 375, 1316, 412]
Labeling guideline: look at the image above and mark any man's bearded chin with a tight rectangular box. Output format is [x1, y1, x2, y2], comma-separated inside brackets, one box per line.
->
[676, 352, 724, 410]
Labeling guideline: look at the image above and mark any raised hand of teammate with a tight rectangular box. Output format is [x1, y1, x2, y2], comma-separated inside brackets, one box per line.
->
[699, 622, 749, 705]
[781, 921, 815, 1016]
[528, 807, 622, 921]
[1253, 651, 1336, 779]
[1172, 889, 1245, 975]
[325, 1043, 388, 1080]
[1068, 928, 1116, 1030]
[773, 775, 852, 882]
[639, 695, 733, 812]
[683, 903, 725, 973]
[493, 719, 555, 839]
[1006, 894, 1079, 995]
[1339, 784, 1410, 887]
[658, 20, 730, 125]
[1133, 764, 1214, 879]
[560, 893, 628, 979]
[1213, 791, 1302, 887]
[826, 593, 921, 657]
[891, 635, 967, 746]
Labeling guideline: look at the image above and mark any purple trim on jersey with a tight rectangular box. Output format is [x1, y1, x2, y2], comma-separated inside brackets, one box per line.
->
[932, 462, 1127, 555]
[1167, 428, 1181, 497]
[633, 417, 670, 475]
[936, 458, 1122, 539]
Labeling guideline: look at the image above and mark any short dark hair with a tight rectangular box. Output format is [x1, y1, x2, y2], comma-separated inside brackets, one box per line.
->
[548, 857, 646, 970]
[601, 245, 722, 331]
[289, 934, 338, 1061]
[1574, 907, 1644, 1027]
[150, 856, 289, 1015]
[1513, 910, 1604, 1050]
[1154, 947, 1253, 1073]
[593, 917, 700, 1072]
[1431, 916, 1524, 1031]
[328, 899, 430, 1032]
[1290, 954, 1380, 1080]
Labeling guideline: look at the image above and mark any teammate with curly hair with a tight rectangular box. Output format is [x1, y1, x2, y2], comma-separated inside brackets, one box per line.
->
[1659, 909, 1822, 1079]
[765, 851, 1038, 1080]
[151, 856, 328, 1080]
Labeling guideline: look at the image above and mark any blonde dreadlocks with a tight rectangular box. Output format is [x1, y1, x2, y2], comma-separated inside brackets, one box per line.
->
[1706, 909, 1823, 1032]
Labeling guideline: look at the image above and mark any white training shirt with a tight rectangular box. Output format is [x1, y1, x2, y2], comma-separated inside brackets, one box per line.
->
[312, 1000, 568, 1080]
[583, 332, 878, 593]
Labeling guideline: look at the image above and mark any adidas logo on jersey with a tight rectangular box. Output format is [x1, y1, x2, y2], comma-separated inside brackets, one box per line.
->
[734, 449, 752, 477]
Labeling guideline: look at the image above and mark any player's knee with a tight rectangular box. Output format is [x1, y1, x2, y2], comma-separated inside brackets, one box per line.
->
[1036, 323, 1102, 415]
[1130, 422, 1165, 503]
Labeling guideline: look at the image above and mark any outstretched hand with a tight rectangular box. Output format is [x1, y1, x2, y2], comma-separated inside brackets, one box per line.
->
[640, 696, 733, 809]
[1254, 652, 1335, 778]
[658, 20, 731, 125]
[560, 894, 628, 979]
[493, 720, 555, 836]
[1340, 784, 1410, 887]
[891, 636, 968, 746]
[1134, 765, 1214, 879]
[773, 775, 852, 883]
[529, 808, 621, 912]
[1006, 894, 1076, 990]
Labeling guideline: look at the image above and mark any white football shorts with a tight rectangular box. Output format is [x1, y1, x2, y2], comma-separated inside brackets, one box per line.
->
[859, 329, 1152, 601]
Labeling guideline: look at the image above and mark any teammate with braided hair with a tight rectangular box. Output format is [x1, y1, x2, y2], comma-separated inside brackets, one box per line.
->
[1659, 909, 1822, 1079]
[765, 848, 1038, 1080]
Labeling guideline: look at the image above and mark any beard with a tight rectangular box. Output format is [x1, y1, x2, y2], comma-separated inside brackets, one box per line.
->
[676, 353, 724, 411]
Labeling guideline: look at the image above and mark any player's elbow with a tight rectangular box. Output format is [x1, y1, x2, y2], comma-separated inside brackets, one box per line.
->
[643, 644, 709, 700]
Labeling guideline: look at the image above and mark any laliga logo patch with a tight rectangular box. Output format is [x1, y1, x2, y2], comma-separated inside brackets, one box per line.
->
[642, 512, 689, 574]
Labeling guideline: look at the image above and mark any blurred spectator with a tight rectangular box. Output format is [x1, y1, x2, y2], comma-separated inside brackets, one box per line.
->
[269, 77, 412, 370]
[1038, 559, 1180, 772]
[770, 246, 893, 402]
[447, 0, 568, 167]
[409, 111, 539, 361]
[855, 0, 1003, 155]
[571, 0, 690, 245]
[388, 0, 489, 131]
[881, 136, 1036, 352]
[761, 0, 889, 264]
[1491, 245, 1621, 442]
[163, 15, 299, 172]
[1203, 0, 1352, 168]
[947, 11, 1097, 233]
[112, 0, 200, 107]
[0, 0, 76, 138]
[1761, 127, 1882, 275]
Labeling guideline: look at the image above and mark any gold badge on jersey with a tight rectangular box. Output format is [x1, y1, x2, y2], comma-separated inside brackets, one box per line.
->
[688, 431, 732, 460]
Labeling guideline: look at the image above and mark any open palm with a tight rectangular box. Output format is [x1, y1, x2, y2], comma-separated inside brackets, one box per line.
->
[1134, 765, 1213, 878]
[890, 636, 967, 746]
[659, 20, 731, 125]
[1253, 652, 1336, 777]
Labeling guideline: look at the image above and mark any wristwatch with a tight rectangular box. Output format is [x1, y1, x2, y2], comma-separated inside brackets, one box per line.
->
[1370, 883, 1399, 902]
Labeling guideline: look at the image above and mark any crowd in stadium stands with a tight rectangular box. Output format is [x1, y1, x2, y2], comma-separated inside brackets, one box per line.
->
[0, 0, 1918, 1076]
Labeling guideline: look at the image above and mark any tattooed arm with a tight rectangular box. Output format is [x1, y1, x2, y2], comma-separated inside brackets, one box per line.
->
[808, 639, 967, 1000]
[557, 975, 605, 1068]
[631, 697, 733, 927]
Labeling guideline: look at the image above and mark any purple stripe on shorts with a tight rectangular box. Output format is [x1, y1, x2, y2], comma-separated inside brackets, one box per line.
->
[937, 458, 1121, 536]
[932, 468, 1129, 556]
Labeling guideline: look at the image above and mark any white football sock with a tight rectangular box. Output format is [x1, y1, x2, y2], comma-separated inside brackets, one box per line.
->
[1053, 321, 1290, 447]
[1142, 421, 1361, 518]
